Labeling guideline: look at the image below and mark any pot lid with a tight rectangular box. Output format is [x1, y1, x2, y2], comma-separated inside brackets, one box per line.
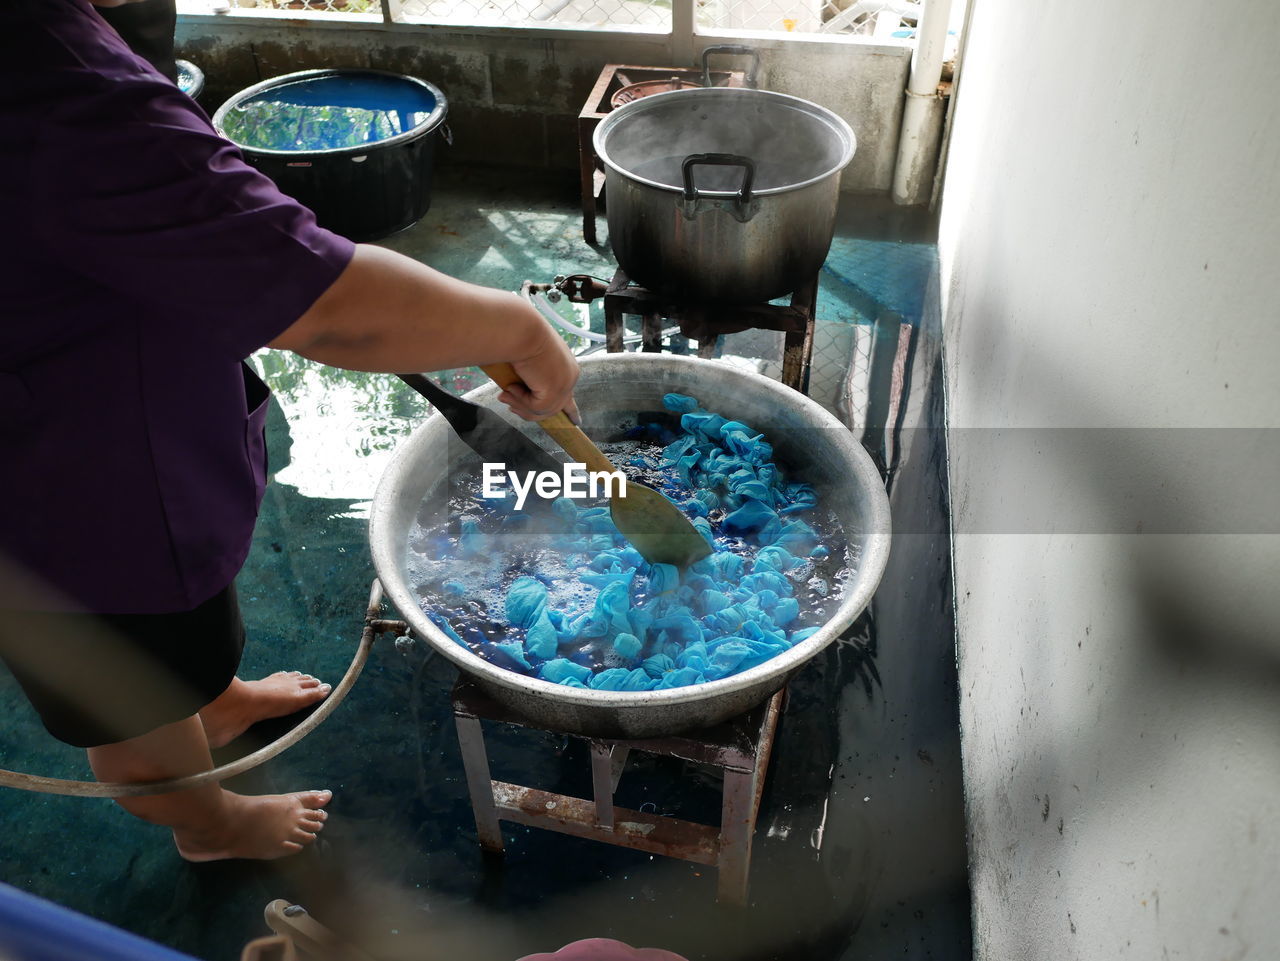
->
[593, 88, 855, 195]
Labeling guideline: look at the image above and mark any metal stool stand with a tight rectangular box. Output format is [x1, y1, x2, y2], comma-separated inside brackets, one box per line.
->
[452, 677, 784, 906]
[601, 267, 818, 393]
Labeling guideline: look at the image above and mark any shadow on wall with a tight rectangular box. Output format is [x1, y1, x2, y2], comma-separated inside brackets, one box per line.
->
[949, 335, 1280, 954]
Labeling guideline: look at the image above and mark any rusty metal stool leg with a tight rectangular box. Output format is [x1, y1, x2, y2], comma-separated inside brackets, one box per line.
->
[589, 741, 630, 829]
[642, 311, 664, 352]
[717, 767, 757, 906]
[716, 689, 783, 905]
[781, 275, 819, 393]
[578, 127, 600, 246]
[453, 711, 504, 853]
[605, 297, 626, 353]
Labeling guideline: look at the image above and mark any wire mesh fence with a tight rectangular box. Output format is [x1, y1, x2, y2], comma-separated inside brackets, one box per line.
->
[226, 0, 381, 12]
[223, 0, 915, 33]
[223, 0, 670, 26]
[697, 0, 918, 37]
[397, 0, 669, 27]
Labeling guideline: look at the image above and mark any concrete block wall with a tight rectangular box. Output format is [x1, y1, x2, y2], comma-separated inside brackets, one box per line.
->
[175, 19, 910, 190]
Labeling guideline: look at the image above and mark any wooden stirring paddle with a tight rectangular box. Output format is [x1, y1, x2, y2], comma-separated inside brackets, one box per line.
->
[482, 362, 712, 569]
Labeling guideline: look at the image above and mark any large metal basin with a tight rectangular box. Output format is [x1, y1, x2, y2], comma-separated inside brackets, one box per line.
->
[594, 88, 855, 304]
[370, 354, 890, 737]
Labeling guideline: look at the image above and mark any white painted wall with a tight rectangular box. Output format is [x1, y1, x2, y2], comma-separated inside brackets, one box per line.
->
[936, 0, 1280, 958]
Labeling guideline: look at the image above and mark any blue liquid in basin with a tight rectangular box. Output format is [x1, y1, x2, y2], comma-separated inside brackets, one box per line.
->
[176, 60, 202, 98]
[221, 73, 440, 152]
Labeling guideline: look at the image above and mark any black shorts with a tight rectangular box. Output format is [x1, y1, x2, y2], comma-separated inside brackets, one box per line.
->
[0, 584, 245, 748]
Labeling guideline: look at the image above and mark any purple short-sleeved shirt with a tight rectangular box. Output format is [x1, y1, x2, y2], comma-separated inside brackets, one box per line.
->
[0, 0, 356, 613]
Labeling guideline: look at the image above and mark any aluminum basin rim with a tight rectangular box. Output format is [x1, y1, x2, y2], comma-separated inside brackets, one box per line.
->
[370, 353, 891, 713]
[211, 68, 449, 159]
[593, 88, 857, 197]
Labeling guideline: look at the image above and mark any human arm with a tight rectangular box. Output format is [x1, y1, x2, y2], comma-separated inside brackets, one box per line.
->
[268, 244, 579, 422]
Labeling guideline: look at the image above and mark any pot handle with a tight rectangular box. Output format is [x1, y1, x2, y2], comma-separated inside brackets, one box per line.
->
[701, 44, 760, 89]
[682, 152, 755, 207]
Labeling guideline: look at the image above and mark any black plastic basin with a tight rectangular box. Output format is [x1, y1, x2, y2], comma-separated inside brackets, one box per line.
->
[213, 69, 449, 241]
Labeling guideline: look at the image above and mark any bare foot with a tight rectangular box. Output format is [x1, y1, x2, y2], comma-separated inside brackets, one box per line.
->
[174, 789, 332, 862]
[200, 673, 332, 749]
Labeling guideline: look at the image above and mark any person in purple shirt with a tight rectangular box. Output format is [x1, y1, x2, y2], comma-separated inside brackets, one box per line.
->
[0, 0, 579, 862]
[97, 0, 178, 81]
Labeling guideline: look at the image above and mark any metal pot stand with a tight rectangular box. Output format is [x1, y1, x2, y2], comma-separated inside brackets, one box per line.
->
[534, 271, 818, 394]
[452, 676, 785, 906]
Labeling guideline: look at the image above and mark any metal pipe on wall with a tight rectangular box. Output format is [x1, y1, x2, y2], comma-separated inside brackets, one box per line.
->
[891, 0, 954, 205]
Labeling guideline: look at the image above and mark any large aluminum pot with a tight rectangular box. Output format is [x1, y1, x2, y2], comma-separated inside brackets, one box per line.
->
[370, 354, 890, 738]
[593, 88, 855, 305]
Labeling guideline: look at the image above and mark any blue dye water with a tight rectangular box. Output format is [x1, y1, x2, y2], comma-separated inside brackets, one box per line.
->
[220, 74, 439, 152]
[176, 62, 199, 97]
[407, 394, 853, 692]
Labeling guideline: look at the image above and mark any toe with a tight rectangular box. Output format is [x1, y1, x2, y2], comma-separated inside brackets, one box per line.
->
[301, 790, 333, 809]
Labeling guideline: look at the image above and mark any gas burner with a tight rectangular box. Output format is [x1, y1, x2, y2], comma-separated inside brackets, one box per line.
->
[532, 268, 818, 392]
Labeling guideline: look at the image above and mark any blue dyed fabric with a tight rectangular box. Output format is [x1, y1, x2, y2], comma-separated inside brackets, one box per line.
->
[438, 394, 830, 691]
[504, 576, 559, 660]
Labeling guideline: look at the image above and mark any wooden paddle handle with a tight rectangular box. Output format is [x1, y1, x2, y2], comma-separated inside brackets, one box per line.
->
[480, 362, 617, 476]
